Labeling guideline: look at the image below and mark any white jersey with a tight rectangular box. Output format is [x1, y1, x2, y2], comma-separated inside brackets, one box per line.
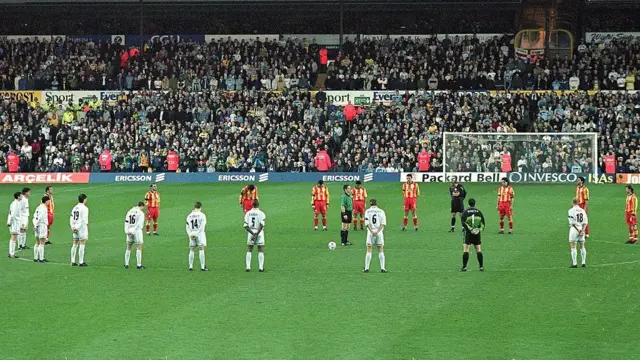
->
[186, 211, 207, 237]
[568, 205, 588, 243]
[33, 204, 49, 238]
[124, 207, 145, 233]
[364, 206, 387, 234]
[19, 196, 30, 221]
[244, 208, 266, 235]
[7, 199, 22, 234]
[70, 203, 89, 231]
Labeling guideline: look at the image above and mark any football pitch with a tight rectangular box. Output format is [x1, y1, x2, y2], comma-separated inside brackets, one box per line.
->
[1, 182, 638, 360]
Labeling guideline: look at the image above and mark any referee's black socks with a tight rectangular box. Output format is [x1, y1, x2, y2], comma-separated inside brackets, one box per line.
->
[340, 230, 347, 245]
[451, 217, 456, 228]
[462, 252, 469, 268]
[477, 252, 484, 267]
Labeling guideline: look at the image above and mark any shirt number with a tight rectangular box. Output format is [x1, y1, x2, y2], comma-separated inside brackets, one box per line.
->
[371, 214, 377, 225]
[191, 219, 199, 229]
[127, 215, 136, 225]
[72, 211, 79, 221]
[576, 213, 584, 223]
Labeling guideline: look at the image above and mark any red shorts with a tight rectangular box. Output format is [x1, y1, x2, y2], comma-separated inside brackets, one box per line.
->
[353, 201, 365, 215]
[578, 203, 588, 213]
[243, 200, 253, 213]
[498, 202, 512, 217]
[314, 201, 327, 215]
[146, 207, 159, 221]
[404, 197, 417, 212]
[47, 213, 54, 227]
[626, 212, 637, 226]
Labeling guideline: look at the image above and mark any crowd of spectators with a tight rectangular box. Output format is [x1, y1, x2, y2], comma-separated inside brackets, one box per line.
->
[1, 87, 639, 175]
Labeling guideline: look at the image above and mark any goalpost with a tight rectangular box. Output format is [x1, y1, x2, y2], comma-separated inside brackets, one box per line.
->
[442, 132, 599, 176]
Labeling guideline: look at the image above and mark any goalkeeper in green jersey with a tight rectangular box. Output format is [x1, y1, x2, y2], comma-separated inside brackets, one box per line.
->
[460, 198, 486, 272]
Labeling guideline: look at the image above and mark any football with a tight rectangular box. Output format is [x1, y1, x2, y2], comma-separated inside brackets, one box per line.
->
[328, 241, 337, 250]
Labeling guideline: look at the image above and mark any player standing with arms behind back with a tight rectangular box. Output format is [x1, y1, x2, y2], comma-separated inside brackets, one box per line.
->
[124, 202, 146, 269]
[244, 200, 266, 272]
[145, 183, 160, 236]
[70, 194, 89, 267]
[625, 185, 637, 244]
[352, 181, 367, 231]
[461, 198, 486, 272]
[402, 174, 420, 231]
[497, 178, 514, 234]
[18, 187, 31, 251]
[44, 186, 54, 245]
[449, 180, 466, 232]
[186, 202, 208, 271]
[239, 184, 259, 213]
[575, 177, 590, 238]
[7, 192, 23, 258]
[363, 199, 387, 273]
[32, 196, 50, 263]
[311, 180, 329, 231]
[568, 198, 588, 268]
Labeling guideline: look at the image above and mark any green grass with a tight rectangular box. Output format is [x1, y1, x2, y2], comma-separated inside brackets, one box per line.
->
[0, 182, 638, 360]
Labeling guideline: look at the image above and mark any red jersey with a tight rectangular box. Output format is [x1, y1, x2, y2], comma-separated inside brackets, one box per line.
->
[497, 186, 514, 204]
[352, 187, 367, 202]
[402, 182, 420, 198]
[46, 194, 54, 215]
[166, 151, 179, 171]
[7, 152, 19, 172]
[604, 155, 616, 174]
[501, 153, 512, 172]
[576, 185, 589, 205]
[417, 151, 430, 171]
[239, 186, 259, 202]
[311, 186, 330, 204]
[626, 194, 637, 214]
[145, 191, 160, 208]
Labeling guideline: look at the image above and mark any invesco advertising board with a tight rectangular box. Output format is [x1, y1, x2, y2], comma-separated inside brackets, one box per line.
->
[507, 173, 615, 183]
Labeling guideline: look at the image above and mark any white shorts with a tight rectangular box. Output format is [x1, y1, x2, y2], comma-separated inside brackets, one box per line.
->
[126, 230, 144, 245]
[247, 233, 265, 246]
[73, 227, 89, 241]
[34, 224, 48, 239]
[189, 233, 207, 248]
[20, 218, 28, 232]
[569, 229, 585, 243]
[8, 220, 21, 235]
[366, 232, 385, 246]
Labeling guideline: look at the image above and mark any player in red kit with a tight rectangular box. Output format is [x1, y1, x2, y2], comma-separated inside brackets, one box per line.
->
[145, 183, 160, 235]
[45, 186, 54, 245]
[312, 180, 330, 231]
[402, 174, 420, 231]
[497, 178, 515, 234]
[575, 176, 590, 238]
[625, 185, 637, 244]
[239, 184, 259, 213]
[351, 181, 367, 230]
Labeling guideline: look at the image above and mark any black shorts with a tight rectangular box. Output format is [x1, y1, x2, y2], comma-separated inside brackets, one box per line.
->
[451, 200, 464, 213]
[341, 211, 353, 224]
[463, 231, 482, 246]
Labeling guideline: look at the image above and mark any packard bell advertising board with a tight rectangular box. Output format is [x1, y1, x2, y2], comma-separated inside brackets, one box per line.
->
[400, 172, 506, 183]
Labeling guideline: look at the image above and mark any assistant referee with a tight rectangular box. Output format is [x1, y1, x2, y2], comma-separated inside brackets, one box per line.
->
[340, 184, 353, 246]
[461, 198, 486, 272]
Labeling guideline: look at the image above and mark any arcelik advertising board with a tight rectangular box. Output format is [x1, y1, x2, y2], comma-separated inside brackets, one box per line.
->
[0, 173, 90, 184]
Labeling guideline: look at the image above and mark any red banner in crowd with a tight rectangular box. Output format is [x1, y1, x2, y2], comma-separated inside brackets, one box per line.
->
[0, 173, 90, 184]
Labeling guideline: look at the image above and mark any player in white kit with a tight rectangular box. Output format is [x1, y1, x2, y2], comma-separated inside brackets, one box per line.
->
[32, 196, 50, 263]
[7, 191, 23, 258]
[124, 202, 146, 269]
[568, 198, 589, 268]
[70, 194, 89, 267]
[363, 199, 387, 273]
[244, 200, 266, 272]
[19, 187, 31, 251]
[186, 202, 208, 271]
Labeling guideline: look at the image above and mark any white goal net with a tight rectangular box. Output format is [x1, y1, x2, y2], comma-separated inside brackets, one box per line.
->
[442, 132, 598, 175]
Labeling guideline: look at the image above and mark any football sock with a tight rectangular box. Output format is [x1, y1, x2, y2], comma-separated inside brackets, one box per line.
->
[365, 252, 372, 270]
[403, 216, 408, 227]
[451, 217, 456, 228]
[258, 252, 264, 270]
[314, 218, 318, 227]
[71, 244, 78, 263]
[199, 250, 205, 270]
[34, 244, 39, 260]
[322, 218, 327, 227]
[353, 219, 357, 227]
[413, 217, 418, 227]
[188, 251, 194, 269]
[340, 230, 346, 244]
[78, 245, 85, 263]
[9, 240, 15, 256]
[153, 223, 158, 232]
[571, 248, 577, 266]
[580, 248, 587, 265]
[585, 225, 589, 236]
[136, 249, 142, 267]
[245, 252, 252, 270]
[17, 234, 23, 247]
[146, 224, 150, 233]
[499, 219, 504, 230]
[508, 220, 513, 230]
[39, 244, 44, 260]
[379, 252, 386, 270]
[345, 230, 349, 242]
[360, 219, 364, 229]
[462, 252, 469, 268]
[125, 250, 131, 266]
[21, 234, 26, 247]
[477, 252, 484, 268]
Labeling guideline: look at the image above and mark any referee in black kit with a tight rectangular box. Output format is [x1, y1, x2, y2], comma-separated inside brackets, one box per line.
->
[461, 198, 485, 272]
[449, 180, 467, 232]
